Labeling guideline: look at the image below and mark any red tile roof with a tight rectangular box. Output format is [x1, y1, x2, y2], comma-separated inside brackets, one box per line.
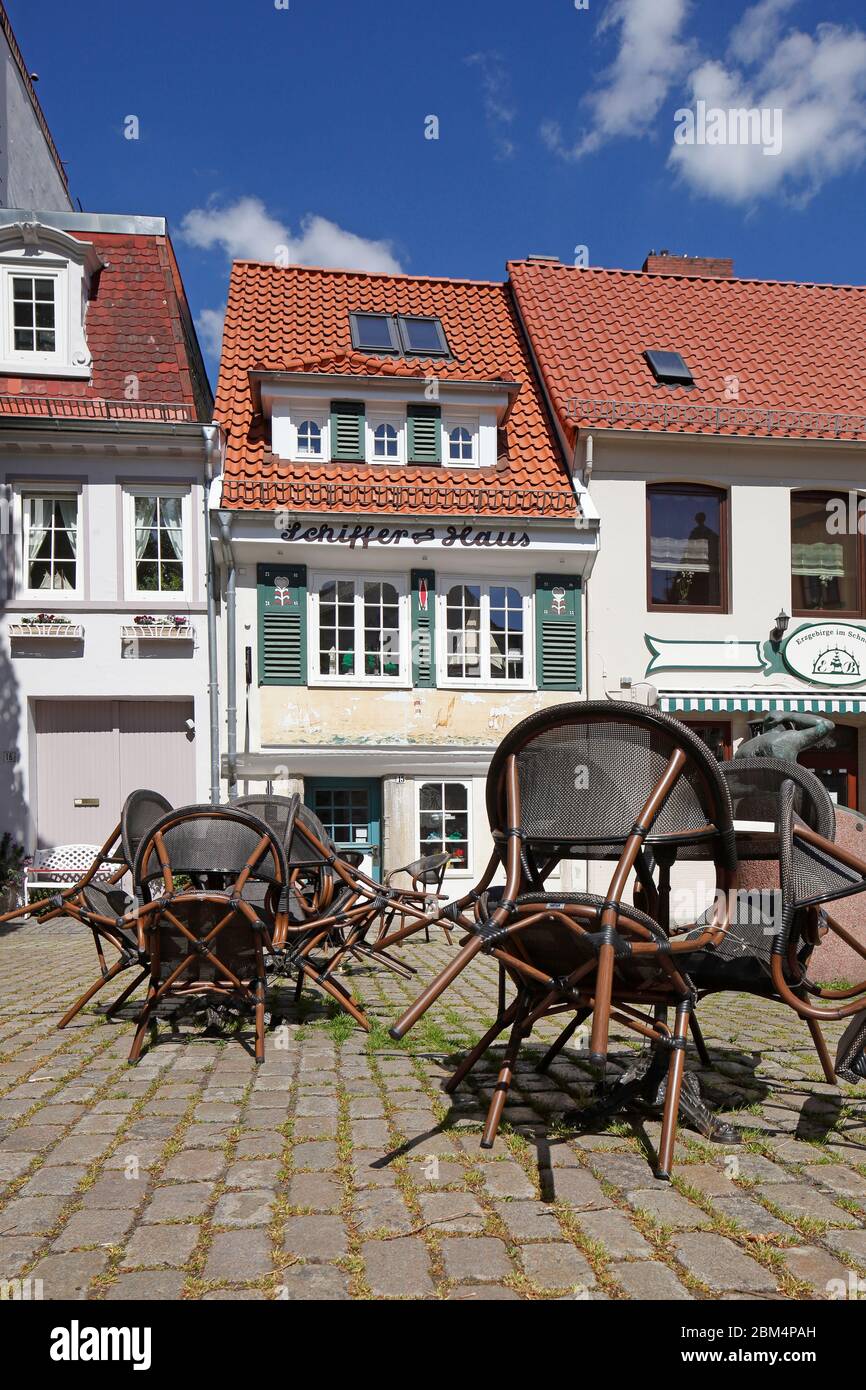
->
[508, 258, 866, 445]
[215, 262, 576, 517]
[0, 227, 212, 422]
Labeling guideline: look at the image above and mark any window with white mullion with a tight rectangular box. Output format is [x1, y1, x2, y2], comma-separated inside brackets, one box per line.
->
[441, 579, 529, 685]
[23, 493, 79, 593]
[315, 575, 406, 683]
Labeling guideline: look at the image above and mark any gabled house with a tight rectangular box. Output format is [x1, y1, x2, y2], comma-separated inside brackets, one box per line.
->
[211, 262, 598, 888]
[0, 209, 215, 849]
[509, 251, 866, 810]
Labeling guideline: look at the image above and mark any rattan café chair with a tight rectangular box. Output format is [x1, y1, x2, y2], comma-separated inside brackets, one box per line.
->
[0, 789, 172, 1029]
[127, 804, 289, 1063]
[676, 763, 866, 1086]
[390, 701, 739, 1179]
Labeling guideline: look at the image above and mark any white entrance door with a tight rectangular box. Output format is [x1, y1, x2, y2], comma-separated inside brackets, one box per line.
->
[33, 698, 195, 847]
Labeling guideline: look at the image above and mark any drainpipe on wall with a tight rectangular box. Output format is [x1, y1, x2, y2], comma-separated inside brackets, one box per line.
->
[203, 426, 223, 805]
[217, 510, 238, 801]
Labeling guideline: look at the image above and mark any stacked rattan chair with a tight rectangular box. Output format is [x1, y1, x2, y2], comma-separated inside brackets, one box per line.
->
[237, 794, 447, 1029]
[127, 804, 289, 1063]
[390, 701, 739, 1178]
[0, 789, 171, 1028]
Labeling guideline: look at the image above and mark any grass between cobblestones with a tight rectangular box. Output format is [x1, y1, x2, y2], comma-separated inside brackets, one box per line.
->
[0, 916, 864, 1300]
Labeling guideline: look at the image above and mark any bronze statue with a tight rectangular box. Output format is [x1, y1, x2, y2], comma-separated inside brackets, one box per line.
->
[735, 711, 834, 761]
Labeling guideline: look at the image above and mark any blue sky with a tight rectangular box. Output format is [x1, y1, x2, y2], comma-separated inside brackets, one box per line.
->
[14, 0, 866, 381]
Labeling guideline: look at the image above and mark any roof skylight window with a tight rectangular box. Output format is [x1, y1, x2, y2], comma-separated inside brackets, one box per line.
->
[644, 350, 694, 386]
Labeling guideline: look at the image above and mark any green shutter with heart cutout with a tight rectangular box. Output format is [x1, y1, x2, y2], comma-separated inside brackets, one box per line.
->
[535, 574, 582, 690]
[257, 563, 307, 686]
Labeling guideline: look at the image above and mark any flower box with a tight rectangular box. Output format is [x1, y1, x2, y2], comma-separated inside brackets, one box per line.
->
[121, 622, 194, 641]
[8, 620, 84, 639]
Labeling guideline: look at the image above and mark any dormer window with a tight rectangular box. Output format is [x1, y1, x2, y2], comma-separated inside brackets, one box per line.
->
[448, 426, 473, 463]
[373, 422, 398, 459]
[0, 220, 101, 379]
[12, 275, 57, 355]
[297, 419, 323, 457]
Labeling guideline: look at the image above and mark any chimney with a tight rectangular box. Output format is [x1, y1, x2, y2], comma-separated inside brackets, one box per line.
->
[642, 250, 734, 278]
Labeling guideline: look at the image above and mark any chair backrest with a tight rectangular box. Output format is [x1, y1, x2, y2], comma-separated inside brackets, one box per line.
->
[121, 789, 173, 867]
[778, 778, 863, 935]
[235, 794, 300, 850]
[288, 802, 339, 869]
[133, 804, 287, 894]
[724, 757, 835, 861]
[485, 701, 736, 869]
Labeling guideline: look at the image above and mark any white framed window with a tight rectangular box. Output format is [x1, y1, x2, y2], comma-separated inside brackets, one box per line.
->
[373, 422, 398, 459]
[417, 780, 472, 874]
[311, 573, 409, 685]
[8, 272, 59, 359]
[366, 412, 405, 465]
[20, 491, 80, 596]
[123, 486, 191, 598]
[0, 222, 101, 378]
[438, 579, 531, 687]
[444, 415, 479, 466]
[296, 418, 323, 458]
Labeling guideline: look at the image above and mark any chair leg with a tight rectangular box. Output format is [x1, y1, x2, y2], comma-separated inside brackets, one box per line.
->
[689, 1012, 712, 1068]
[57, 956, 128, 1030]
[536, 1008, 592, 1073]
[589, 940, 615, 1071]
[654, 1000, 690, 1181]
[481, 999, 528, 1149]
[301, 963, 370, 1031]
[128, 941, 161, 1065]
[255, 976, 266, 1064]
[103, 967, 149, 1019]
[444, 998, 522, 1095]
[806, 1016, 836, 1085]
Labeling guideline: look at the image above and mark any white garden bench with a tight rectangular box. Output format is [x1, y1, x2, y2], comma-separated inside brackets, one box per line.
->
[23, 844, 117, 904]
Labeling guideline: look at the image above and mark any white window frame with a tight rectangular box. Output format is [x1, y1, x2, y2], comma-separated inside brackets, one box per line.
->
[415, 778, 473, 878]
[4, 268, 63, 367]
[291, 407, 329, 462]
[17, 485, 83, 601]
[443, 412, 479, 467]
[122, 484, 192, 601]
[309, 571, 410, 687]
[437, 577, 532, 689]
[366, 410, 406, 465]
[295, 417, 325, 460]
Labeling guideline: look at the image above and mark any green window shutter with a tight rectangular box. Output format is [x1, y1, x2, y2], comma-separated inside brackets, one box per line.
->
[407, 403, 441, 464]
[411, 569, 436, 687]
[330, 400, 365, 460]
[535, 574, 582, 691]
[257, 563, 307, 686]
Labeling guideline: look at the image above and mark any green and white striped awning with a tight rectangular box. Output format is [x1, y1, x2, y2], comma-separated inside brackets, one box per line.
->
[660, 693, 866, 715]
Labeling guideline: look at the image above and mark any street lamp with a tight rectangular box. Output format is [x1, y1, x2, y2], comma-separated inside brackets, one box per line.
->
[770, 609, 790, 643]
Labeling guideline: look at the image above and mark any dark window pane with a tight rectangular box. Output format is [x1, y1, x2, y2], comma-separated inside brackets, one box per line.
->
[649, 489, 723, 607]
[791, 493, 859, 613]
[352, 314, 395, 350]
[400, 317, 446, 353]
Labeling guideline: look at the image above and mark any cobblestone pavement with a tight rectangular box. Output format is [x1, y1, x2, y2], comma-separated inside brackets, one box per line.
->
[1, 917, 864, 1301]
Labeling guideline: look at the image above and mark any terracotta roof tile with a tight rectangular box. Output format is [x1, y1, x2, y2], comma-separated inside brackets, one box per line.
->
[215, 262, 575, 517]
[508, 259, 866, 445]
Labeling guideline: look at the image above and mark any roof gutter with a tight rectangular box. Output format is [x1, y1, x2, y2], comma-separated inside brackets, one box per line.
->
[217, 509, 237, 802]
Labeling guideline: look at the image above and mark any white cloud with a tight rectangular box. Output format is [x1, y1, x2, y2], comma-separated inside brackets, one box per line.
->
[196, 306, 225, 357]
[542, 0, 694, 159]
[728, 0, 798, 65]
[465, 51, 517, 159]
[669, 19, 866, 205]
[180, 196, 403, 273]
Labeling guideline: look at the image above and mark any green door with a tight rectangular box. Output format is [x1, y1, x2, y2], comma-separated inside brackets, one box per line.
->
[306, 778, 382, 881]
